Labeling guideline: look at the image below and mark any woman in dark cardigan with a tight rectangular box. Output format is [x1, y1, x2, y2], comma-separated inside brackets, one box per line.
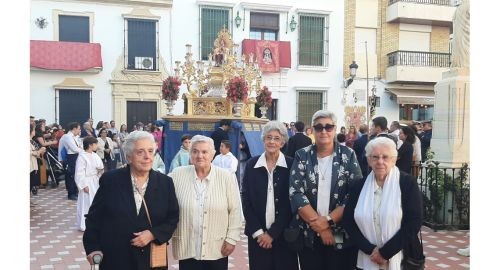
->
[343, 137, 423, 270]
[241, 121, 298, 270]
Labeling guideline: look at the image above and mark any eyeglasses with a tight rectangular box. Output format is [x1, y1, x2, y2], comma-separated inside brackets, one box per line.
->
[312, 124, 336, 132]
[264, 135, 282, 142]
[369, 155, 395, 162]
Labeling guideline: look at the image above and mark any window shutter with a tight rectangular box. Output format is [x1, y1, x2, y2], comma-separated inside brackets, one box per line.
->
[250, 13, 279, 30]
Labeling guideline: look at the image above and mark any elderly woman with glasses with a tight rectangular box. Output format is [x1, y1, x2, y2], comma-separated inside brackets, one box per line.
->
[241, 121, 299, 270]
[169, 135, 242, 270]
[289, 110, 363, 270]
[343, 137, 423, 270]
[83, 131, 179, 269]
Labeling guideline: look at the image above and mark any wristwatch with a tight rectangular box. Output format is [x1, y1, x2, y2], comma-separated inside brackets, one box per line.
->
[325, 215, 335, 226]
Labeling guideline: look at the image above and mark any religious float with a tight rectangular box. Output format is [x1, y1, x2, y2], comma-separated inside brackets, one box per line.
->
[157, 28, 270, 170]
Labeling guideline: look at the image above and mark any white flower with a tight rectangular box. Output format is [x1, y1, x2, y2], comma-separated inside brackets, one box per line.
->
[299, 187, 304, 193]
[338, 180, 344, 186]
[298, 162, 305, 170]
[342, 153, 348, 162]
[299, 171, 305, 176]
[333, 193, 339, 199]
[314, 164, 319, 173]
[333, 161, 339, 166]
[312, 188, 317, 195]
[291, 170, 296, 175]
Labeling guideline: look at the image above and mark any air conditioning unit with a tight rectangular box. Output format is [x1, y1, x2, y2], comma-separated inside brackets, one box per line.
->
[134, 56, 154, 70]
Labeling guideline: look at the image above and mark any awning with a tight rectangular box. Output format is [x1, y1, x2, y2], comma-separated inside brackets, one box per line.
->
[387, 87, 435, 105]
[31, 40, 103, 72]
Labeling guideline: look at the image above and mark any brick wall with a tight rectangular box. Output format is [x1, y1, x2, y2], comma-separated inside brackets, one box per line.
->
[343, 0, 356, 78]
[431, 25, 451, 53]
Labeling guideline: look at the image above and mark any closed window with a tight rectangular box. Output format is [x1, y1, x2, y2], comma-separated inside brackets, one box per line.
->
[200, 7, 231, 60]
[249, 12, 279, 41]
[59, 15, 89, 43]
[126, 19, 158, 70]
[298, 14, 328, 66]
[58, 89, 91, 128]
[297, 91, 326, 125]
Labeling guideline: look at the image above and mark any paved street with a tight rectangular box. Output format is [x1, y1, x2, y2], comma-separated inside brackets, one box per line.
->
[30, 183, 470, 269]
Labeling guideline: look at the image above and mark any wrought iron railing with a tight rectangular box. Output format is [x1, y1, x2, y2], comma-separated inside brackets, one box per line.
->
[388, 0, 454, 6]
[411, 162, 470, 231]
[387, 50, 450, 67]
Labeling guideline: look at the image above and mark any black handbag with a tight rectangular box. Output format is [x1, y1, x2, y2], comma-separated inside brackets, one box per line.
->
[283, 227, 304, 251]
[401, 230, 425, 270]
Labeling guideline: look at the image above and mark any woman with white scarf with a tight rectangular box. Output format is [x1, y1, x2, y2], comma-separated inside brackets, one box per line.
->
[343, 137, 423, 270]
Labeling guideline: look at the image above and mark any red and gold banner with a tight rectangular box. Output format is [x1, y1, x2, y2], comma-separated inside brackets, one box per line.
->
[242, 39, 291, 73]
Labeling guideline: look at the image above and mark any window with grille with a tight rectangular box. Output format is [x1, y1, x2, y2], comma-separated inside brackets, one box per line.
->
[249, 12, 279, 41]
[125, 19, 158, 71]
[297, 91, 326, 125]
[59, 15, 89, 43]
[298, 14, 328, 66]
[200, 7, 231, 60]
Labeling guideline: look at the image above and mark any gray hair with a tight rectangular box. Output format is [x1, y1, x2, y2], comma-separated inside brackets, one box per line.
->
[122, 131, 157, 159]
[190, 135, 216, 155]
[261, 120, 289, 144]
[83, 122, 90, 129]
[311, 110, 337, 125]
[365, 137, 398, 158]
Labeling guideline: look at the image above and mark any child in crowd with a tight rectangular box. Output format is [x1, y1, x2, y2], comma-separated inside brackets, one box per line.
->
[169, 134, 192, 172]
[74, 136, 104, 231]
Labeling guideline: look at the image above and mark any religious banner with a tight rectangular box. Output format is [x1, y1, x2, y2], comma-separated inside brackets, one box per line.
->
[241, 39, 291, 73]
[255, 40, 279, 73]
[344, 106, 367, 129]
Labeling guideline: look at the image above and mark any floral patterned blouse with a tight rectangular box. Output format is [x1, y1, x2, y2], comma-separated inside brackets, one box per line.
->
[289, 143, 363, 249]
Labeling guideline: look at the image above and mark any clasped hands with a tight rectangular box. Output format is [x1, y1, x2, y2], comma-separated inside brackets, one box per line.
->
[256, 232, 273, 249]
[309, 216, 335, 246]
[370, 247, 387, 266]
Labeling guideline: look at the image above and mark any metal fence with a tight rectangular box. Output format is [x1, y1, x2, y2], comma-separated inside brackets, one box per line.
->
[388, 0, 454, 6]
[412, 162, 470, 231]
[387, 50, 451, 67]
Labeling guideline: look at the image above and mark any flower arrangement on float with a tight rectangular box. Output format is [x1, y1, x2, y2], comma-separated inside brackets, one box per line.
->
[225, 76, 249, 117]
[162, 76, 182, 115]
[256, 86, 272, 119]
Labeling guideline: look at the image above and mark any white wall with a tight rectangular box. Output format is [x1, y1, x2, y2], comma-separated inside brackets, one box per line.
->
[31, 0, 171, 124]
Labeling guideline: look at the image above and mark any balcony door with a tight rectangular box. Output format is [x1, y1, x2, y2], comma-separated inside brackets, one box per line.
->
[58, 89, 91, 129]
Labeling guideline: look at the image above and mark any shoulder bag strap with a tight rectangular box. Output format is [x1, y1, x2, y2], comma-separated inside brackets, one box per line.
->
[133, 183, 153, 228]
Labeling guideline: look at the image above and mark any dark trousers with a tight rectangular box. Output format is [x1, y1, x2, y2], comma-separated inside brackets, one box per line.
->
[30, 171, 39, 191]
[298, 238, 357, 270]
[65, 154, 78, 197]
[248, 237, 299, 270]
[179, 257, 228, 270]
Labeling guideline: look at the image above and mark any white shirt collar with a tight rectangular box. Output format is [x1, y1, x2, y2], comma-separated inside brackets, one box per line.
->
[194, 165, 215, 182]
[254, 151, 288, 169]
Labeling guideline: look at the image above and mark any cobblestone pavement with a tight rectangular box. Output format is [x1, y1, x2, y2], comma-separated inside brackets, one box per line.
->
[30, 183, 470, 269]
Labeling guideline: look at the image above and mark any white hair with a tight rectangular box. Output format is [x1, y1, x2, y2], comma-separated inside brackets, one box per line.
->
[261, 121, 289, 144]
[365, 137, 398, 158]
[311, 110, 337, 125]
[189, 135, 216, 155]
[122, 131, 157, 159]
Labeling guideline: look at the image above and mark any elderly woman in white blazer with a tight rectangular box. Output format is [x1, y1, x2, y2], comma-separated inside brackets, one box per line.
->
[96, 128, 115, 171]
[169, 135, 242, 270]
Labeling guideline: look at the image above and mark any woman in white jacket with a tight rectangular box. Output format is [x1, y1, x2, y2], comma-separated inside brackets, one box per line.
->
[75, 136, 104, 231]
[96, 128, 115, 171]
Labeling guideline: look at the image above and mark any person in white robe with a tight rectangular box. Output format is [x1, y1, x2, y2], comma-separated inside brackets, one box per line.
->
[75, 136, 104, 231]
[212, 140, 238, 174]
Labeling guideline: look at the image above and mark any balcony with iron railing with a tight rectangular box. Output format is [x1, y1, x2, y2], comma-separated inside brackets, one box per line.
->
[386, 50, 450, 83]
[387, 0, 457, 26]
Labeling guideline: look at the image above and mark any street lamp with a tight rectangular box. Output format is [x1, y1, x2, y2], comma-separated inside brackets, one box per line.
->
[344, 61, 358, 88]
[289, 16, 297, 32]
[235, 11, 242, 28]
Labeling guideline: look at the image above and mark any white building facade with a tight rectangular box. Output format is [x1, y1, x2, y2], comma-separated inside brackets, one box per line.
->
[31, 0, 407, 129]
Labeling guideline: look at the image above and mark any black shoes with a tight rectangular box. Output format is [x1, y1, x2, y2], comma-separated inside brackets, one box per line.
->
[68, 194, 78, 201]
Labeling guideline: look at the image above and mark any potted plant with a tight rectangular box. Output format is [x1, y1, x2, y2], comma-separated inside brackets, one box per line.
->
[162, 76, 182, 115]
[225, 76, 248, 117]
[256, 86, 272, 119]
